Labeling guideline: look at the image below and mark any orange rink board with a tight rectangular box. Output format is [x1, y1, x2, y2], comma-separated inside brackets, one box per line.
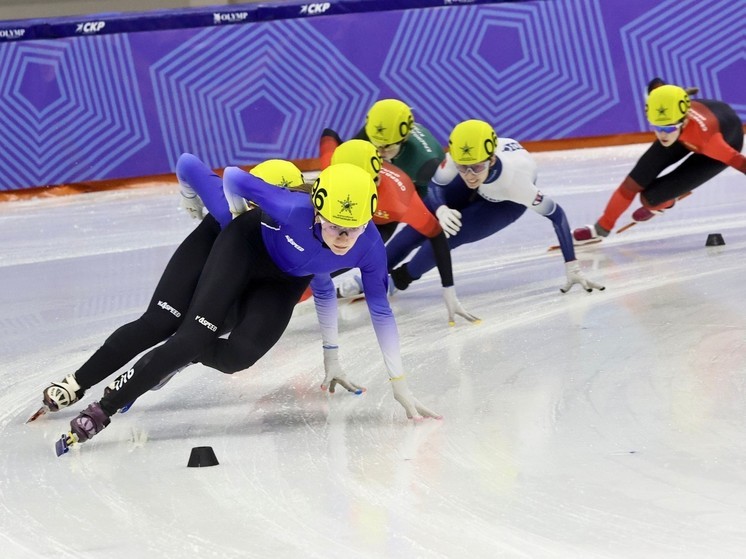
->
[0, 131, 672, 203]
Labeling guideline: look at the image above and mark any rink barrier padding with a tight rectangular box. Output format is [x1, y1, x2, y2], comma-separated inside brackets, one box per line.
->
[0, 0, 743, 191]
[0, 131, 661, 203]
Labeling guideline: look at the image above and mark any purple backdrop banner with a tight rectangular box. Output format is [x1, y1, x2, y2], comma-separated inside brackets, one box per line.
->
[0, 0, 743, 190]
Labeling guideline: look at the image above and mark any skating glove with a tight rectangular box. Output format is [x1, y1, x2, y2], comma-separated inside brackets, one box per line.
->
[321, 346, 365, 394]
[435, 205, 462, 238]
[560, 261, 606, 293]
[179, 185, 205, 220]
[442, 286, 481, 326]
[390, 376, 442, 421]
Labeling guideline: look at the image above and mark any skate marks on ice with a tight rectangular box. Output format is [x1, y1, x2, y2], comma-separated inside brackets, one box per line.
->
[3, 145, 746, 557]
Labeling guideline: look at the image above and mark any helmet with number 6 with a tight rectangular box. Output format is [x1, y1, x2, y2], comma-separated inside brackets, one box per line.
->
[331, 139, 382, 183]
[250, 159, 305, 189]
[448, 120, 498, 164]
[312, 163, 378, 227]
[646, 85, 690, 126]
[364, 99, 414, 147]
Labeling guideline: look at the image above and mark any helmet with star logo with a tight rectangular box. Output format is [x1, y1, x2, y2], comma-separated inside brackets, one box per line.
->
[250, 159, 305, 189]
[646, 84, 690, 126]
[331, 139, 382, 183]
[364, 99, 414, 147]
[448, 120, 497, 165]
[312, 163, 378, 227]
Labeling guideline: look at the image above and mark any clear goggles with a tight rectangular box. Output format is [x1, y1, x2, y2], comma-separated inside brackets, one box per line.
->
[318, 216, 368, 238]
[455, 159, 491, 175]
[652, 122, 682, 134]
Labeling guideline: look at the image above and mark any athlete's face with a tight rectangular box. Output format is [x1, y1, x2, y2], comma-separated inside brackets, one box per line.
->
[456, 155, 495, 189]
[375, 139, 405, 161]
[653, 121, 684, 147]
[317, 216, 367, 255]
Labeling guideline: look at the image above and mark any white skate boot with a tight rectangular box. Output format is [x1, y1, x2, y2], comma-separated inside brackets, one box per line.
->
[335, 275, 363, 299]
[28, 374, 85, 423]
[43, 374, 84, 411]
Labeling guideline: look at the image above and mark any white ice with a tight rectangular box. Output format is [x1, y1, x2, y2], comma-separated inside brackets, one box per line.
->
[1, 143, 746, 558]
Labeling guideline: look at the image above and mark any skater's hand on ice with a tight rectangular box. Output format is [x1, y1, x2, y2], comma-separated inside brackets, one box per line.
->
[390, 376, 442, 421]
[321, 346, 365, 394]
[179, 188, 205, 220]
[436, 205, 462, 238]
[442, 286, 481, 326]
[560, 261, 606, 293]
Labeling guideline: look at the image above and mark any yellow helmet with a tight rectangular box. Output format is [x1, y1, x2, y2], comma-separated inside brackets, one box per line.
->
[312, 163, 378, 227]
[249, 159, 305, 189]
[646, 85, 690, 125]
[448, 120, 498, 164]
[364, 99, 414, 147]
[331, 139, 382, 182]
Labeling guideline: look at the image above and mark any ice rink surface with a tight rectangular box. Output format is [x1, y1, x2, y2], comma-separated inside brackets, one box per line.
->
[1, 143, 746, 558]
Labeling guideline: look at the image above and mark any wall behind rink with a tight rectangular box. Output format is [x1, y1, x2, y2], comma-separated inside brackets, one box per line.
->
[0, 0, 744, 191]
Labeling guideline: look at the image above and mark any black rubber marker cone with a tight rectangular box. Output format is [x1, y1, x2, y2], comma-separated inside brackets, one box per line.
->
[705, 233, 725, 247]
[187, 446, 219, 467]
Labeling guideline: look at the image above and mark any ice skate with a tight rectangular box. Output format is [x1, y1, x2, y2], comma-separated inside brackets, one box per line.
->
[70, 402, 110, 442]
[335, 275, 364, 300]
[336, 274, 396, 302]
[616, 207, 664, 233]
[549, 224, 606, 251]
[28, 374, 85, 422]
[56, 401, 111, 455]
[43, 373, 84, 411]
[617, 194, 689, 234]
[71, 402, 110, 442]
[573, 224, 603, 244]
[630, 206, 658, 222]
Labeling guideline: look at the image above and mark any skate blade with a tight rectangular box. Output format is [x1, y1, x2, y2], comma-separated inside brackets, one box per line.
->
[336, 293, 366, 303]
[55, 432, 79, 456]
[549, 238, 602, 252]
[616, 222, 637, 234]
[26, 405, 50, 423]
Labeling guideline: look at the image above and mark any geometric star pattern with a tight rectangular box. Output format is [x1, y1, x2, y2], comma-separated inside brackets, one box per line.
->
[620, 0, 746, 129]
[0, 36, 149, 190]
[380, 0, 619, 142]
[151, 19, 378, 170]
[1, 1, 744, 192]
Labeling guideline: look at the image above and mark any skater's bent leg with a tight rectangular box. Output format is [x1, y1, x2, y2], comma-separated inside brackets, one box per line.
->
[99, 211, 265, 414]
[385, 225, 428, 271]
[199, 277, 311, 373]
[73, 216, 221, 390]
[405, 201, 525, 280]
[641, 155, 728, 207]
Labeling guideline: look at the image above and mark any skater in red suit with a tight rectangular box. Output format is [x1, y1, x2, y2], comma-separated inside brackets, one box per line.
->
[573, 82, 745, 243]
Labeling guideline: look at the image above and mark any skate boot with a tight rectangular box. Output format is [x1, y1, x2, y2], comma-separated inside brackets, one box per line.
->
[630, 206, 658, 222]
[572, 223, 608, 245]
[43, 374, 85, 412]
[70, 402, 111, 443]
[336, 275, 363, 299]
[632, 198, 676, 223]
